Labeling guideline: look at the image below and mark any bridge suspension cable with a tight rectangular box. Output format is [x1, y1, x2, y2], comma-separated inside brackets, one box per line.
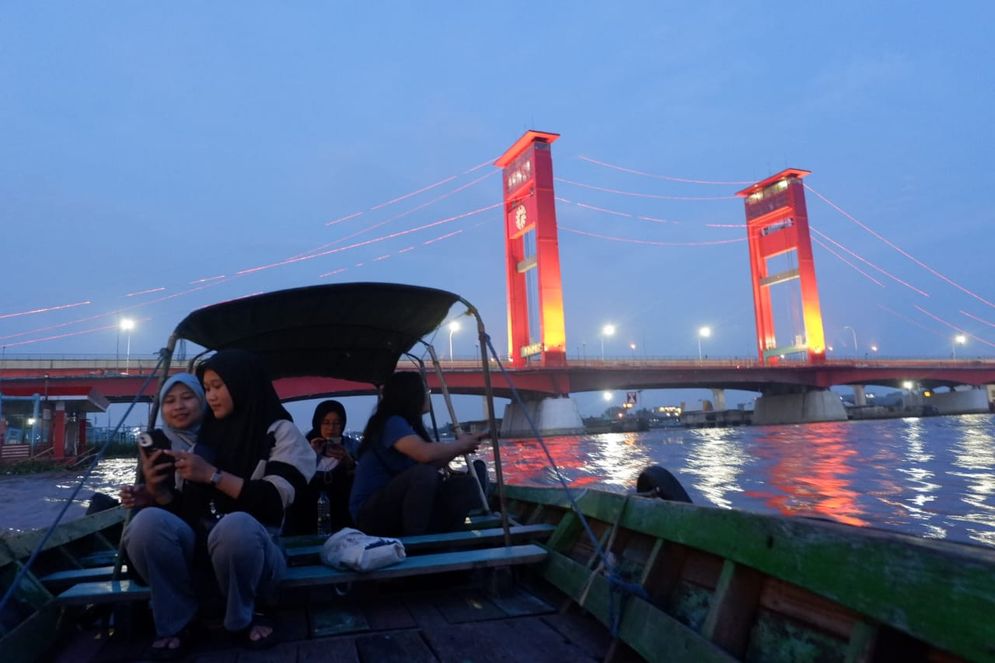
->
[577, 155, 753, 186]
[806, 183, 995, 310]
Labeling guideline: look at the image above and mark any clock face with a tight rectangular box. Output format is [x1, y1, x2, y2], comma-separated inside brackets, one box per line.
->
[514, 205, 527, 230]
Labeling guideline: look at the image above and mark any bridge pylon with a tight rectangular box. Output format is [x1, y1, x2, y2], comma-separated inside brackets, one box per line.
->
[495, 131, 568, 371]
[737, 169, 826, 365]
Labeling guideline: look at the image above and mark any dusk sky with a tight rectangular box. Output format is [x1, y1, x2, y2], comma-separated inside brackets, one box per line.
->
[2, 3, 993, 419]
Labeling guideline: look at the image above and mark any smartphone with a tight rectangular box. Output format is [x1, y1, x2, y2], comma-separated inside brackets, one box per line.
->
[138, 431, 175, 469]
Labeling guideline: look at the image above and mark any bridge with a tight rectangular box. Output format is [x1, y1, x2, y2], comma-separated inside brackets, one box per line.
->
[2, 355, 993, 402]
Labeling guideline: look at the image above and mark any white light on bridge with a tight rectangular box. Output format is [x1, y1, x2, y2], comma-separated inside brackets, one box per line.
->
[902, 381, 914, 390]
[602, 391, 613, 401]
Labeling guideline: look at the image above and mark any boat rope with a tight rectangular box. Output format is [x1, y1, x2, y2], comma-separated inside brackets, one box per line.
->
[482, 335, 614, 577]
[576, 492, 650, 637]
[0, 352, 166, 616]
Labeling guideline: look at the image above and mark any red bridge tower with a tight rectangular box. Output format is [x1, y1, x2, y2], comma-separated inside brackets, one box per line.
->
[495, 131, 567, 369]
[736, 169, 826, 365]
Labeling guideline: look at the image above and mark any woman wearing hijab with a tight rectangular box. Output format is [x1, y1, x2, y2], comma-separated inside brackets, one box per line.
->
[349, 372, 484, 537]
[122, 350, 314, 657]
[119, 373, 205, 510]
[285, 400, 360, 535]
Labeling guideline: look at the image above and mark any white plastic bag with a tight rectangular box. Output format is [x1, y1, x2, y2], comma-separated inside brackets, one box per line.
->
[319, 527, 406, 572]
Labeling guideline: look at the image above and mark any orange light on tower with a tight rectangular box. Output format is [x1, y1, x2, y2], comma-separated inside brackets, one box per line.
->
[494, 131, 567, 369]
[736, 169, 826, 365]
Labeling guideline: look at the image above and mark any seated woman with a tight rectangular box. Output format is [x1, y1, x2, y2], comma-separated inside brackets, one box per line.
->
[286, 400, 359, 535]
[120, 373, 205, 511]
[349, 372, 485, 537]
[122, 350, 314, 657]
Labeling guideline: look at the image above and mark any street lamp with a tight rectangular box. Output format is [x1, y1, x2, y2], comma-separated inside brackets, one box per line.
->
[953, 334, 967, 359]
[447, 320, 461, 361]
[600, 324, 616, 360]
[843, 326, 858, 354]
[697, 326, 712, 361]
[120, 318, 135, 373]
[629, 342, 636, 359]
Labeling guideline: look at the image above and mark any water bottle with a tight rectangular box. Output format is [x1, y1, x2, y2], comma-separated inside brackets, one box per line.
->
[317, 490, 331, 536]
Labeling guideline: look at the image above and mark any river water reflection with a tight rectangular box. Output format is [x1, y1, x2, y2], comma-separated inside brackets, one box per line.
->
[3, 414, 994, 548]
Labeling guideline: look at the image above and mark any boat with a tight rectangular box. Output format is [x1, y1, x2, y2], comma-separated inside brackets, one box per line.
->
[2, 282, 994, 662]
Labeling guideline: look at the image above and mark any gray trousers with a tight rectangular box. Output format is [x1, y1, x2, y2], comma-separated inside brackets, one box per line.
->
[122, 507, 286, 636]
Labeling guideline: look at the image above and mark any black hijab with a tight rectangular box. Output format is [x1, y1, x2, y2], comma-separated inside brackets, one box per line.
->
[196, 349, 292, 480]
[306, 400, 347, 440]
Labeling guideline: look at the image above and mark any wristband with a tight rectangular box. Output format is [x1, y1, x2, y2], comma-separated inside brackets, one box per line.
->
[209, 469, 223, 487]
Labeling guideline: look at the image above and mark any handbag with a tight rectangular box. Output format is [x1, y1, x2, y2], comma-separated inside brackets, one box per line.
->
[319, 528, 405, 572]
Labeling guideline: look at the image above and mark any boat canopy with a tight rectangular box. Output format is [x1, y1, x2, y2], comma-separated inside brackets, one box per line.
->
[172, 283, 463, 386]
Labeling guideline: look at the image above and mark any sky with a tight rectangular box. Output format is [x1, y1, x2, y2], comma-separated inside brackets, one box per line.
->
[2, 2, 994, 422]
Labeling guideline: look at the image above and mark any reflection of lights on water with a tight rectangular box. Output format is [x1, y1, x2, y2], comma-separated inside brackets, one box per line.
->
[950, 418, 995, 546]
[684, 428, 745, 509]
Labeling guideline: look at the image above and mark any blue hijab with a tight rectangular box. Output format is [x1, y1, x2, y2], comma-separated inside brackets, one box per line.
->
[158, 372, 206, 452]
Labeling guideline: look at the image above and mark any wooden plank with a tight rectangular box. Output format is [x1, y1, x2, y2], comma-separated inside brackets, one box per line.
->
[432, 591, 507, 623]
[44, 527, 556, 586]
[296, 639, 360, 662]
[542, 548, 738, 663]
[354, 630, 436, 663]
[701, 559, 764, 657]
[282, 544, 547, 587]
[56, 579, 149, 605]
[509, 484, 995, 662]
[310, 602, 370, 637]
[74, 550, 118, 567]
[421, 616, 604, 662]
[285, 523, 556, 560]
[40, 565, 128, 586]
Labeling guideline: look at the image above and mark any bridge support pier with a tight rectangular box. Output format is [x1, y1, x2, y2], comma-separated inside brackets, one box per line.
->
[710, 388, 726, 411]
[500, 396, 584, 438]
[752, 388, 847, 425]
[852, 385, 867, 407]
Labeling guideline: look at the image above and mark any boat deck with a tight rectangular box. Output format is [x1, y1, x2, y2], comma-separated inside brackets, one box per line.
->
[53, 574, 628, 662]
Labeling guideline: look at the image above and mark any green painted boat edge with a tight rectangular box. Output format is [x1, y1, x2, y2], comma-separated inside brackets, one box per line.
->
[0, 507, 125, 564]
[507, 484, 995, 661]
[543, 549, 736, 663]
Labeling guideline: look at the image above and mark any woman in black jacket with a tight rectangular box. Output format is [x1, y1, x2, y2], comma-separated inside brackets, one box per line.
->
[122, 350, 314, 657]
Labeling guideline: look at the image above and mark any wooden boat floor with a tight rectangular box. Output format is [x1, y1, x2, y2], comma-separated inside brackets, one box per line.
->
[54, 580, 629, 662]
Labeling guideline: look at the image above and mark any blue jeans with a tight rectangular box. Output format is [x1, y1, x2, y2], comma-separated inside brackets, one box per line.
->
[122, 508, 286, 635]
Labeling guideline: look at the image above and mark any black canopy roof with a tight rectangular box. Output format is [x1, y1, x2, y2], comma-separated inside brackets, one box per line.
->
[172, 283, 464, 385]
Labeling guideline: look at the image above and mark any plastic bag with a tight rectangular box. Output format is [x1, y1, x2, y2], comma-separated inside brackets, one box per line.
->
[319, 527, 406, 572]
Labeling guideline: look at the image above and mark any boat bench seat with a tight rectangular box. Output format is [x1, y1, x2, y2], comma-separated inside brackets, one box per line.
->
[44, 524, 554, 588]
[55, 544, 548, 606]
[283, 523, 555, 561]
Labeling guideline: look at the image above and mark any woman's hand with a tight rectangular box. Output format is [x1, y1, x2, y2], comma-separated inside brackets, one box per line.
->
[324, 442, 355, 469]
[139, 449, 175, 500]
[168, 450, 216, 485]
[119, 484, 153, 509]
[455, 432, 484, 455]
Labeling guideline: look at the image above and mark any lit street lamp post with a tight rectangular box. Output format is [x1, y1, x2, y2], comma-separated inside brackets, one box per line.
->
[697, 326, 712, 361]
[843, 326, 858, 355]
[448, 320, 461, 361]
[119, 318, 135, 374]
[953, 333, 967, 359]
[600, 324, 616, 360]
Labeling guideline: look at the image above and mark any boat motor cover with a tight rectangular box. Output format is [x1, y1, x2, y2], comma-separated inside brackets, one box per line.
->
[173, 283, 462, 385]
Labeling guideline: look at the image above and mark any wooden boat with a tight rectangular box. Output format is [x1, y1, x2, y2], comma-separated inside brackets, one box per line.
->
[2, 283, 994, 662]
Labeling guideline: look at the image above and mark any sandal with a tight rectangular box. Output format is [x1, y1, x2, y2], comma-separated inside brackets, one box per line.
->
[144, 627, 191, 661]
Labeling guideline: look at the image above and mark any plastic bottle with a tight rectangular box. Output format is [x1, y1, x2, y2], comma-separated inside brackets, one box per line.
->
[317, 491, 331, 536]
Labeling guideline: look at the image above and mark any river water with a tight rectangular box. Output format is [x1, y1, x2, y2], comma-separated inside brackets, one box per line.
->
[3, 414, 994, 548]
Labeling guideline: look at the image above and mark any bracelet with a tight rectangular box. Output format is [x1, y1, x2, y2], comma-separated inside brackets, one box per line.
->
[209, 469, 223, 487]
